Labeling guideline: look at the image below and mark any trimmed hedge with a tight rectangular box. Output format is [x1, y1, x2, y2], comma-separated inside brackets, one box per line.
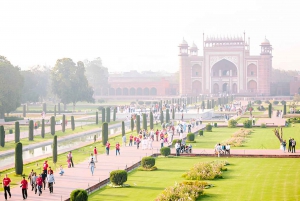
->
[106, 107, 110, 123]
[136, 115, 140, 134]
[53, 135, 57, 163]
[143, 113, 147, 130]
[141, 157, 155, 169]
[110, 170, 128, 185]
[71, 116, 75, 131]
[214, 122, 218, 127]
[228, 119, 237, 128]
[41, 119, 45, 138]
[131, 118, 134, 132]
[4, 116, 24, 122]
[70, 189, 88, 201]
[102, 122, 108, 146]
[0, 126, 5, 147]
[50, 116, 55, 135]
[243, 120, 252, 128]
[96, 111, 98, 125]
[187, 133, 195, 141]
[29, 120, 34, 141]
[160, 147, 171, 157]
[199, 130, 204, 136]
[15, 142, 23, 175]
[102, 108, 105, 123]
[15, 121, 20, 143]
[122, 121, 125, 136]
[150, 112, 154, 129]
[205, 123, 212, 132]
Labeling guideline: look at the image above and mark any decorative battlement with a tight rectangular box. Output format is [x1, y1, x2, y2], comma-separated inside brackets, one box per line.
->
[204, 35, 246, 47]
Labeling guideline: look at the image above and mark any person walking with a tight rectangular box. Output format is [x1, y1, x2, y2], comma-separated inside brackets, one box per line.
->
[93, 147, 98, 162]
[292, 138, 296, 153]
[43, 161, 48, 175]
[88, 158, 96, 176]
[30, 172, 37, 192]
[116, 142, 121, 155]
[41, 170, 47, 190]
[160, 137, 164, 148]
[59, 165, 64, 176]
[175, 140, 180, 156]
[3, 174, 12, 200]
[282, 140, 287, 153]
[47, 171, 55, 193]
[68, 151, 74, 167]
[106, 141, 110, 155]
[136, 137, 140, 149]
[288, 137, 292, 152]
[36, 174, 43, 196]
[20, 176, 28, 200]
[129, 134, 133, 146]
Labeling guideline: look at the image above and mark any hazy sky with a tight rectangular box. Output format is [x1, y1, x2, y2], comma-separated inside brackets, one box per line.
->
[0, 0, 299, 73]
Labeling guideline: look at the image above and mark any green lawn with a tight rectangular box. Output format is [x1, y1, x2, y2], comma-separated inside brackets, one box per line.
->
[89, 157, 300, 201]
[192, 125, 300, 149]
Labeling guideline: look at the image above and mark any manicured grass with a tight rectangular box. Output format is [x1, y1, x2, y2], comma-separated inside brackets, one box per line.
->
[237, 117, 259, 124]
[88, 157, 300, 201]
[193, 125, 300, 149]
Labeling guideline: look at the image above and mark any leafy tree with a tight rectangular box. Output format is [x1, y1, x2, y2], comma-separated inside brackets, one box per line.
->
[0, 56, 23, 118]
[84, 58, 109, 96]
[51, 58, 94, 111]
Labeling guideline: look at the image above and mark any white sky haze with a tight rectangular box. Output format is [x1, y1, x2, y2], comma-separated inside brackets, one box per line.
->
[0, 0, 299, 72]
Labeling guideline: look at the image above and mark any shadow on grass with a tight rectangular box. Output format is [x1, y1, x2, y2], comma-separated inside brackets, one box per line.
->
[131, 185, 163, 190]
[156, 168, 187, 172]
[197, 193, 219, 200]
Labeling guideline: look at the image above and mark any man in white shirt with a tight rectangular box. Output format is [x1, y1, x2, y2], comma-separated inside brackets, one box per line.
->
[226, 144, 231, 155]
[175, 140, 181, 156]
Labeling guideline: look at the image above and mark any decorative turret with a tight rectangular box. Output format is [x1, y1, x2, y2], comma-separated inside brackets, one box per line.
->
[178, 38, 189, 56]
[189, 42, 198, 56]
[260, 37, 272, 55]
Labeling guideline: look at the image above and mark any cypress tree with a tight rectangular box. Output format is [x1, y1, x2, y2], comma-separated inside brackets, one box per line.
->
[43, 103, 47, 113]
[62, 114, 66, 132]
[160, 110, 164, 124]
[268, 104, 272, 118]
[113, 107, 116, 121]
[58, 103, 61, 114]
[102, 122, 108, 145]
[71, 116, 75, 131]
[136, 115, 140, 134]
[54, 105, 56, 117]
[102, 108, 105, 122]
[23, 105, 26, 117]
[0, 126, 5, 147]
[41, 119, 45, 138]
[122, 121, 125, 136]
[143, 113, 147, 130]
[96, 112, 99, 125]
[201, 101, 205, 109]
[51, 116, 55, 135]
[207, 100, 210, 109]
[131, 118, 134, 132]
[283, 104, 287, 115]
[29, 120, 34, 141]
[212, 99, 215, 109]
[15, 142, 23, 175]
[166, 109, 170, 123]
[106, 107, 110, 123]
[172, 109, 175, 120]
[15, 121, 20, 143]
[53, 135, 57, 164]
[150, 112, 154, 129]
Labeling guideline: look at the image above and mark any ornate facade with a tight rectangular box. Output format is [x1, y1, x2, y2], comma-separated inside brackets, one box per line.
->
[179, 34, 273, 96]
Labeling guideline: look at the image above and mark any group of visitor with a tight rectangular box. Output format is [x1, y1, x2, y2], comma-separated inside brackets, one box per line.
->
[281, 137, 297, 153]
[214, 143, 231, 157]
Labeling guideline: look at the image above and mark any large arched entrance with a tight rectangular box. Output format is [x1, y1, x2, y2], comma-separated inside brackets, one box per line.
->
[137, 88, 142, 95]
[116, 88, 122, 95]
[232, 83, 237, 93]
[222, 83, 228, 93]
[143, 88, 149, 95]
[130, 88, 135, 95]
[192, 81, 202, 95]
[247, 80, 257, 93]
[123, 88, 128, 95]
[150, 87, 157, 95]
[213, 83, 219, 94]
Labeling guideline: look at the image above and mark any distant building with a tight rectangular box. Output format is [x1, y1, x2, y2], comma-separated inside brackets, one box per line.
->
[178, 34, 273, 96]
[106, 70, 178, 96]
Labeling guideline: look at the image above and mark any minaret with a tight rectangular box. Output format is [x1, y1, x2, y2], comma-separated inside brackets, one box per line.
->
[259, 37, 273, 95]
[178, 38, 191, 96]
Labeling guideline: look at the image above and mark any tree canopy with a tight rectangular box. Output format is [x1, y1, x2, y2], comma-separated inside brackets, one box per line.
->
[0, 56, 23, 118]
[84, 57, 109, 96]
[51, 58, 94, 110]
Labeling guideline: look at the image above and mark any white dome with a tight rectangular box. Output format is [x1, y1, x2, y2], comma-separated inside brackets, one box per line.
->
[261, 37, 270, 45]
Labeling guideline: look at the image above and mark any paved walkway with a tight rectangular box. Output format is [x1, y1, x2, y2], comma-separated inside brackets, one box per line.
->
[0, 123, 204, 201]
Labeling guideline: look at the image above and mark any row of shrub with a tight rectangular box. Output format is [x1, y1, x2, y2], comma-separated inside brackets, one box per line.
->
[182, 160, 228, 180]
[287, 117, 300, 123]
[222, 129, 252, 147]
[254, 100, 286, 105]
